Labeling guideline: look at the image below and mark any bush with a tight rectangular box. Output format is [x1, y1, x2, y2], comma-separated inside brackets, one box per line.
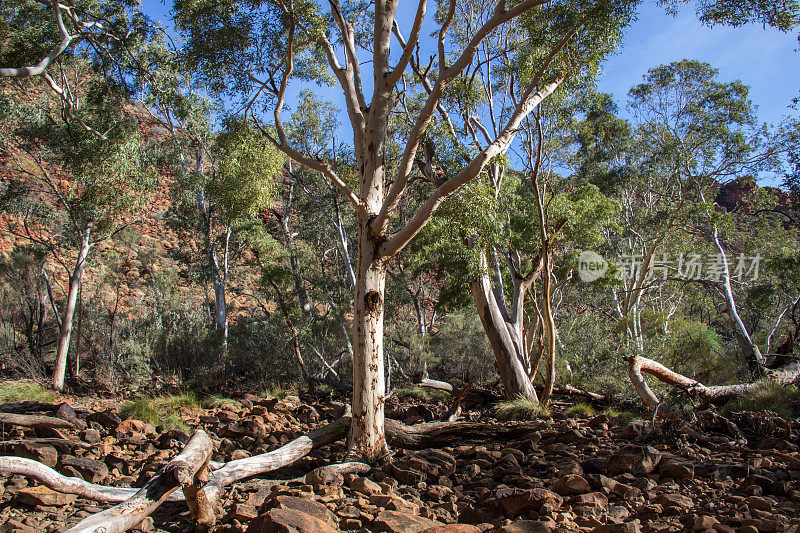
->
[201, 395, 240, 409]
[564, 402, 596, 418]
[119, 393, 199, 431]
[721, 380, 800, 420]
[395, 385, 451, 402]
[258, 381, 297, 400]
[496, 397, 551, 420]
[602, 407, 646, 426]
[0, 380, 55, 403]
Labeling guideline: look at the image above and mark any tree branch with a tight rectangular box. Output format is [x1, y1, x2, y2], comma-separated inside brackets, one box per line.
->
[374, 0, 549, 236]
[380, 77, 563, 258]
[0, 1, 76, 78]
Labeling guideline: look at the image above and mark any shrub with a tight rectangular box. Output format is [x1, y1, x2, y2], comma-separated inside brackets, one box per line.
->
[721, 380, 800, 420]
[564, 402, 596, 418]
[395, 385, 450, 402]
[119, 393, 198, 432]
[496, 397, 551, 420]
[201, 395, 240, 409]
[0, 380, 55, 403]
[602, 407, 646, 426]
[259, 381, 297, 400]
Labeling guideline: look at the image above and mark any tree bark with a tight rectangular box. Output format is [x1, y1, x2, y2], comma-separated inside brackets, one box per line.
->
[470, 275, 538, 402]
[627, 354, 800, 411]
[65, 430, 213, 533]
[213, 279, 228, 344]
[347, 220, 389, 462]
[710, 226, 765, 375]
[53, 221, 92, 391]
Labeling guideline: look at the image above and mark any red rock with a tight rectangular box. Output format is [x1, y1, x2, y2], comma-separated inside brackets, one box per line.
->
[350, 476, 383, 496]
[13, 442, 58, 468]
[499, 520, 553, 533]
[372, 510, 443, 533]
[654, 493, 693, 510]
[247, 508, 337, 533]
[16, 486, 76, 507]
[270, 495, 335, 526]
[370, 493, 420, 514]
[551, 474, 591, 495]
[420, 526, 481, 533]
[495, 488, 563, 517]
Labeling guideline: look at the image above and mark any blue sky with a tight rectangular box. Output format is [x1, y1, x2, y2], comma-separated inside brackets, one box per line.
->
[141, 1, 798, 126]
[597, 3, 799, 125]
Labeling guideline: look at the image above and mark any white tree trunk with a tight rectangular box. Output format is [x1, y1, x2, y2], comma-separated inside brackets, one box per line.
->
[711, 226, 764, 374]
[212, 280, 228, 345]
[53, 221, 92, 391]
[470, 274, 539, 403]
[347, 218, 389, 461]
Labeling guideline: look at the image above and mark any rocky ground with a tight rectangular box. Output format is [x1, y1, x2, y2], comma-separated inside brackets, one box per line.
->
[1, 390, 799, 533]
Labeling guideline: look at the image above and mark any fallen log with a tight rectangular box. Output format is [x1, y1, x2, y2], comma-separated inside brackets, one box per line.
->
[439, 383, 473, 422]
[182, 448, 215, 532]
[418, 378, 453, 392]
[559, 384, 606, 402]
[209, 415, 351, 486]
[0, 401, 59, 414]
[0, 412, 76, 429]
[1, 415, 354, 506]
[237, 461, 371, 492]
[627, 354, 800, 411]
[2, 412, 553, 532]
[65, 429, 213, 533]
[0, 438, 91, 449]
[0, 456, 137, 501]
[385, 418, 546, 449]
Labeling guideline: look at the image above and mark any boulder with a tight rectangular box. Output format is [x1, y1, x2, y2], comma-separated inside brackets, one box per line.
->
[550, 474, 591, 496]
[247, 508, 337, 533]
[420, 526, 482, 533]
[605, 446, 661, 476]
[13, 442, 58, 468]
[350, 476, 383, 496]
[498, 520, 553, 533]
[15, 486, 76, 508]
[87, 409, 121, 429]
[270, 495, 336, 526]
[372, 510, 444, 533]
[60, 455, 109, 483]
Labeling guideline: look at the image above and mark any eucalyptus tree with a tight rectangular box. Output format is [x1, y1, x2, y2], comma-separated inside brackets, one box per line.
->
[626, 61, 788, 373]
[173, 0, 636, 460]
[173, 0, 797, 459]
[204, 123, 285, 345]
[0, 69, 157, 390]
[411, 121, 620, 405]
[0, 0, 186, 389]
[0, 0, 152, 137]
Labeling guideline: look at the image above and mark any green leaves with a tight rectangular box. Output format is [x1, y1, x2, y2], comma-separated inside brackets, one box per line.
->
[660, 0, 800, 31]
[212, 122, 285, 224]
